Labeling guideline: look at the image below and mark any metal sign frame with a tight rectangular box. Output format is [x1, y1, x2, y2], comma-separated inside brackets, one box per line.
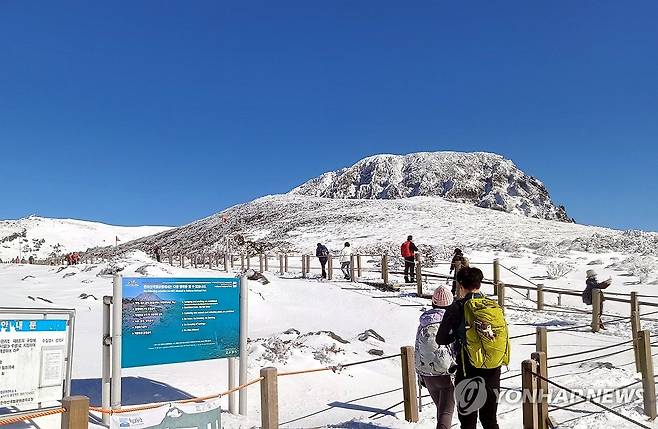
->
[0, 306, 76, 419]
[102, 274, 248, 423]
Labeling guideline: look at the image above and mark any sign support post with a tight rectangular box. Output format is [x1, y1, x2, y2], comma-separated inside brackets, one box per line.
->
[239, 275, 248, 415]
[102, 296, 112, 425]
[111, 274, 123, 411]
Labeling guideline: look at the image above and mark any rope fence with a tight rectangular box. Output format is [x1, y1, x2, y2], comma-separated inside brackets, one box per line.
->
[0, 408, 66, 427]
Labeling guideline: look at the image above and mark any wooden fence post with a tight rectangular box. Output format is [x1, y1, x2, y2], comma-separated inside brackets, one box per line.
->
[284, 254, 289, 273]
[181, 254, 186, 268]
[61, 396, 90, 429]
[591, 289, 602, 333]
[279, 254, 284, 275]
[631, 291, 642, 373]
[638, 330, 657, 419]
[557, 294, 562, 307]
[493, 258, 500, 296]
[260, 367, 279, 429]
[168, 254, 173, 266]
[400, 346, 419, 422]
[302, 255, 307, 278]
[416, 253, 423, 297]
[246, 255, 250, 270]
[230, 254, 234, 269]
[522, 359, 539, 429]
[531, 352, 549, 429]
[327, 256, 333, 280]
[497, 282, 505, 308]
[350, 255, 356, 282]
[357, 254, 362, 277]
[382, 254, 389, 285]
[259, 254, 264, 272]
[240, 254, 245, 271]
[536, 284, 544, 311]
[224, 254, 229, 272]
[536, 327, 547, 356]
[306, 255, 311, 274]
[264, 254, 269, 272]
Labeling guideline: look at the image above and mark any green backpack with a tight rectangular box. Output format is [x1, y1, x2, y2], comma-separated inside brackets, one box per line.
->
[462, 295, 510, 369]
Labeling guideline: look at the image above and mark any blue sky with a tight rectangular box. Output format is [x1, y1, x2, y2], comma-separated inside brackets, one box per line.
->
[1, 1, 657, 231]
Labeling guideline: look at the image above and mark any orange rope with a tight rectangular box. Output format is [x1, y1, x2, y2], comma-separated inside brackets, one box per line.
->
[89, 376, 265, 415]
[0, 408, 66, 426]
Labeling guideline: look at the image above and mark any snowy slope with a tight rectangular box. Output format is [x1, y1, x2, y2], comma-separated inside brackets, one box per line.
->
[289, 152, 572, 221]
[1, 250, 657, 429]
[93, 194, 658, 262]
[0, 216, 171, 261]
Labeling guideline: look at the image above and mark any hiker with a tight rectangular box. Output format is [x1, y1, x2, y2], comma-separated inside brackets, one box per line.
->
[450, 248, 468, 296]
[316, 243, 330, 278]
[401, 235, 418, 283]
[154, 245, 162, 263]
[415, 286, 456, 429]
[582, 269, 611, 330]
[339, 242, 353, 280]
[436, 267, 509, 429]
[28, 255, 35, 264]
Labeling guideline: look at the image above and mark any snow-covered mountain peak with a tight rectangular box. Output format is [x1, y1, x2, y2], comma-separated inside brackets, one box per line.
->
[289, 151, 570, 222]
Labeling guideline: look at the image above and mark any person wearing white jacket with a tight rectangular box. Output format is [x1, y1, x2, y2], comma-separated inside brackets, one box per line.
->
[415, 286, 456, 429]
[338, 242, 353, 280]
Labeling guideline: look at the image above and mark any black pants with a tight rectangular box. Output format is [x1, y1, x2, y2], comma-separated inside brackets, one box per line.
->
[404, 257, 415, 282]
[455, 358, 501, 429]
[318, 257, 328, 278]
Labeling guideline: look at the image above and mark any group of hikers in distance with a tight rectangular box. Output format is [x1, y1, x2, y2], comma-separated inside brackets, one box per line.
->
[313, 235, 613, 429]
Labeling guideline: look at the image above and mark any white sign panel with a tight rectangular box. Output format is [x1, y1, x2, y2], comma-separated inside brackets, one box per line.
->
[0, 320, 68, 408]
[110, 399, 221, 429]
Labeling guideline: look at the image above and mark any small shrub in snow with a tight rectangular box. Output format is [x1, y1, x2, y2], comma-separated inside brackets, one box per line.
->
[533, 257, 548, 265]
[587, 260, 603, 265]
[534, 242, 564, 257]
[546, 262, 573, 279]
[617, 256, 656, 284]
[498, 240, 520, 253]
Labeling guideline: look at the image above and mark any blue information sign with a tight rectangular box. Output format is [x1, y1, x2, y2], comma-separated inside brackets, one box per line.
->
[121, 277, 240, 368]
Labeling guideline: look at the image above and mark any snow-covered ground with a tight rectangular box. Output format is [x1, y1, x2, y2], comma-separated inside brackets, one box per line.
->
[1, 248, 658, 428]
[0, 216, 171, 261]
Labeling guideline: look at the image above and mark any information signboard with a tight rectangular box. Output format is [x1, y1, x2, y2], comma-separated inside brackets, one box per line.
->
[121, 277, 240, 368]
[0, 319, 68, 408]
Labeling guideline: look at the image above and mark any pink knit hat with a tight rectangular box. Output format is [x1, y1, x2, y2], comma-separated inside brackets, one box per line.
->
[432, 286, 454, 307]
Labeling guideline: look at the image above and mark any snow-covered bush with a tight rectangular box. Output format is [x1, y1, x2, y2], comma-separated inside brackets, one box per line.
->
[546, 262, 573, 279]
[619, 256, 655, 284]
[534, 242, 564, 257]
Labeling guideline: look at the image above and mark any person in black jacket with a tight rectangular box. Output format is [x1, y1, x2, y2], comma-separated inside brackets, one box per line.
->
[449, 248, 467, 296]
[583, 269, 611, 329]
[316, 243, 330, 278]
[436, 267, 501, 429]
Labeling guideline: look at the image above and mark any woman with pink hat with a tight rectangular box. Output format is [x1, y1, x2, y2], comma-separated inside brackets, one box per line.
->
[414, 286, 456, 429]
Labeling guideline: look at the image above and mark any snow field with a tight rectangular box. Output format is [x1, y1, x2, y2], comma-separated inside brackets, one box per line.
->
[1, 248, 658, 428]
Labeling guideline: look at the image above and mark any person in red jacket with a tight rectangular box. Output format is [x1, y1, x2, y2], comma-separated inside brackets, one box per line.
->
[401, 235, 418, 283]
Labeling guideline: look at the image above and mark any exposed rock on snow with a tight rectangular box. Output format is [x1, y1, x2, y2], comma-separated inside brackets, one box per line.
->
[290, 152, 572, 222]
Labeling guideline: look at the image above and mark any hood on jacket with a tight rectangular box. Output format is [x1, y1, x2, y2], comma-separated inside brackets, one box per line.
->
[418, 308, 445, 328]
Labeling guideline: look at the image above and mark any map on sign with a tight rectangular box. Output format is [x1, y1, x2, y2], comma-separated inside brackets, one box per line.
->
[121, 277, 240, 368]
[0, 319, 68, 409]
